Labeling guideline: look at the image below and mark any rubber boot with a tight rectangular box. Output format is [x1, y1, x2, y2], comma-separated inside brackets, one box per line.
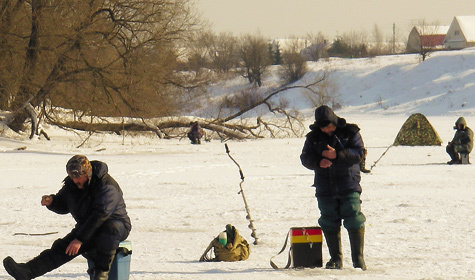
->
[92, 251, 116, 280]
[323, 230, 342, 269]
[93, 270, 109, 280]
[4, 248, 69, 280]
[348, 227, 367, 270]
[3, 256, 33, 280]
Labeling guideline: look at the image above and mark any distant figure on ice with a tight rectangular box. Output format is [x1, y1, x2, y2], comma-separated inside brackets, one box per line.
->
[187, 121, 204, 144]
[300, 105, 367, 270]
[446, 117, 473, 164]
[3, 155, 131, 280]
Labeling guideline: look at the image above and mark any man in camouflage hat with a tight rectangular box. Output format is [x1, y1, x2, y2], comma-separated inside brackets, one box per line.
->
[3, 155, 131, 280]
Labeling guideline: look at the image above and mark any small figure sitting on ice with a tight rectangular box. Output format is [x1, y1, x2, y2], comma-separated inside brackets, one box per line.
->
[446, 117, 473, 164]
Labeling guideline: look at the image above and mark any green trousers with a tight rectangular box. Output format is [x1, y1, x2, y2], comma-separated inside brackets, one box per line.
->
[317, 192, 366, 232]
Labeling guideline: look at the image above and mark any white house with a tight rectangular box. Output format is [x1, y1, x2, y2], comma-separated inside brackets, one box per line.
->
[444, 16, 475, 49]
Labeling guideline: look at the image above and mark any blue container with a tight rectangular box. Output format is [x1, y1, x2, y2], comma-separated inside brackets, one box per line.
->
[88, 240, 132, 280]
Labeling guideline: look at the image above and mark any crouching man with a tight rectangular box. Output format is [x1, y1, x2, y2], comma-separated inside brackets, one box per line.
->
[446, 117, 473, 164]
[3, 155, 131, 280]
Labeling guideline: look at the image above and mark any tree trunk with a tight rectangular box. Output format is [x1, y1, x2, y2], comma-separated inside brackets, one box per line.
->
[26, 103, 38, 139]
[8, 1, 42, 132]
[5, 103, 39, 138]
[7, 109, 29, 133]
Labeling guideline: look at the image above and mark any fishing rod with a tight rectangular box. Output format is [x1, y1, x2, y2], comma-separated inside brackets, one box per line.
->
[225, 144, 258, 245]
[370, 144, 393, 170]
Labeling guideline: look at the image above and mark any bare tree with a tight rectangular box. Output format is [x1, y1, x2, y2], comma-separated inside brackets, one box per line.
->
[238, 33, 272, 87]
[182, 30, 240, 75]
[0, 0, 201, 136]
[207, 32, 240, 74]
[303, 71, 340, 108]
[303, 32, 329, 61]
[370, 24, 385, 56]
[280, 38, 308, 85]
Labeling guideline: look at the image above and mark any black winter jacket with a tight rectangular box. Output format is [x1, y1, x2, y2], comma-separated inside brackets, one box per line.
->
[300, 123, 364, 197]
[47, 161, 131, 243]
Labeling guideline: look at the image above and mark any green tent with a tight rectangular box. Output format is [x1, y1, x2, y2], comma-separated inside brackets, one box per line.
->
[393, 113, 442, 146]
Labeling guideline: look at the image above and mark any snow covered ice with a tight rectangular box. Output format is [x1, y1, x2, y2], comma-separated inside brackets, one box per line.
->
[1, 49, 475, 279]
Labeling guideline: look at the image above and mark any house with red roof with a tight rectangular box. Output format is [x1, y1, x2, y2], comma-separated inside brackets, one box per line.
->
[406, 25, 449, 53]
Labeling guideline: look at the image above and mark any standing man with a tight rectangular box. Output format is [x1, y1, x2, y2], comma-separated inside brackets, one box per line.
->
[300, 105, 367, 270]
[3, 155, 131, 280]
[446, 117, 473, 164]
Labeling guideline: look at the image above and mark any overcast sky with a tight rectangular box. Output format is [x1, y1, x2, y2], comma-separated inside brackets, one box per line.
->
[194, 0, 475, 40]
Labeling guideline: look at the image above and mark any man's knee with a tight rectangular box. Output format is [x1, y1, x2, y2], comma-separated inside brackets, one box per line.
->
[97, 220, 129, 242]
[317, 197, 342, 231]
[454, 146, 469, 154]
[343, 212, 366, 229]
[446, 145, 453, 153]
[51, 235, 74, 252]
[94, 220, 128, 253]
[318, 216, 341, 232]
[340, 193, 366, 229]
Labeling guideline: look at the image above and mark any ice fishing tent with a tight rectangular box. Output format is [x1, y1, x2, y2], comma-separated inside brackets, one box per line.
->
[393, 113, 442, 146]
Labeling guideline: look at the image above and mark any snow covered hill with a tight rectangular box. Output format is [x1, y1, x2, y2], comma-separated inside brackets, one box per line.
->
[195, 48, 475, 120]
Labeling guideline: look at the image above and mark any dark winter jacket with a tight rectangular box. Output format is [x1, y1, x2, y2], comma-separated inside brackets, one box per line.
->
[47, 161, 131, 243]
[451, 117, 473, 153]
[300, 110, 364, 197]
[188, 122, 203, 139]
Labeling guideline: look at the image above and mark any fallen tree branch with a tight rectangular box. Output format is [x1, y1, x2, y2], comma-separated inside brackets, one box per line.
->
[14, 231, 58, 236]
[219, 73, 328, 123]
[50, 119, 251, 140]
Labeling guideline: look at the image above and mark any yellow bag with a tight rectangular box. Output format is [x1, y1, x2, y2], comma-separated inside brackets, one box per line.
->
[199, 225, 250, 262]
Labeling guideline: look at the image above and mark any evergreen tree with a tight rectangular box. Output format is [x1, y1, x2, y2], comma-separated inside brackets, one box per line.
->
[327, 38, 349, 57]
[268, 42, 282, 65]
[274, 42, 282, 65]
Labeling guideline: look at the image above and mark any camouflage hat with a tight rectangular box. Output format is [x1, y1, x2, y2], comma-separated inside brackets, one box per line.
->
[66, 155, 92, 178]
